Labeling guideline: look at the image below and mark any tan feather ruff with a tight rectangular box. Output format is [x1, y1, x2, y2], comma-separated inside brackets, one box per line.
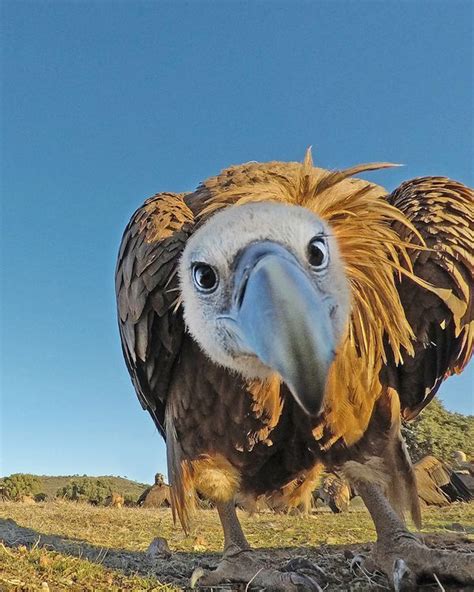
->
[142, 192, 193, 242]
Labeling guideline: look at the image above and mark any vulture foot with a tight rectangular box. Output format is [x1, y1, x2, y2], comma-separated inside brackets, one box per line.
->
[357, 481, 474, 590]
[362, 534, 474, 591]
[190, 547, 323, 591]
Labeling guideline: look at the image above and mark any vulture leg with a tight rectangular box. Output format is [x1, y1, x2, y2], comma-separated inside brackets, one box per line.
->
[217, 498, 250, 554]
[191, 501, 323, 591]
[357, 482, 474, 591]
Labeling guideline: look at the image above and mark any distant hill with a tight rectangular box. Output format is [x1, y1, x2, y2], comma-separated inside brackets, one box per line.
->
[0, 474, 150, 501]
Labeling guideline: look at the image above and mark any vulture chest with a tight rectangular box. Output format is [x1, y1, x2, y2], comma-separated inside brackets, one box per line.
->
[167, 338, 336, 495]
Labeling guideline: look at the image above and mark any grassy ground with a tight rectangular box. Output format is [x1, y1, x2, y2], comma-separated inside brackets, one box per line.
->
[0, 500, 473, 591]
[0, 545, 174, 592]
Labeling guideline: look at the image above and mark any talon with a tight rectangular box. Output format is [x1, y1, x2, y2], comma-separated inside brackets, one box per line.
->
[350, 553, 376, 574]
[190, 567, 205, 589]
[190, 556, 325, 591]
[190, 566, 230, 588]
[393, 559, 416, 592]
[286, 572, 324, 592]
[349, 554, 365, 572]
[283, 556, 326, 577]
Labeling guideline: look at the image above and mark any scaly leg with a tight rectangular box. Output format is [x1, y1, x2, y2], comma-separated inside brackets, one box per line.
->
[191, 500, 323, 591]
[218, 497, 250, 554]
[357, 481, 474, 591]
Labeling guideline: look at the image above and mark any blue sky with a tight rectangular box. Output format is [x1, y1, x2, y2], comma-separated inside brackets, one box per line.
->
[1, 1, 472, 485]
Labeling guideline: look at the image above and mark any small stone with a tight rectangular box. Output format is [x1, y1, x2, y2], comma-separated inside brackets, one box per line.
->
[146, 537, 171, 559]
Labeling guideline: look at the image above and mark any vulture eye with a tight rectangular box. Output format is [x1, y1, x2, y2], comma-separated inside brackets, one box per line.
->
[307, 237, 329, 270]
[192, 263, 219, 292]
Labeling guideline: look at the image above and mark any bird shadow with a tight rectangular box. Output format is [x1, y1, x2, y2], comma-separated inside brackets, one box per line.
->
[0, 516, 378, 588]
[0, 517, 211, 585]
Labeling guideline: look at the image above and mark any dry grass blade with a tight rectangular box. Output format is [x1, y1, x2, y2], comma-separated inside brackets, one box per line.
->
[433, 573, 446, 592]
[245, 567, 264, 591]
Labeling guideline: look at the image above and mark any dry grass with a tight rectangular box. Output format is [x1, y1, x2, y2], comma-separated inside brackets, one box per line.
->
[0, 500, 472, 591]
[1, 499, 472, 551]
[0, 544, 175, 591]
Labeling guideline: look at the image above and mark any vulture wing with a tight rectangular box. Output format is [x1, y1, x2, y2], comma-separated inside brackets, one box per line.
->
[383, 177, 473, 419]
[115, 193, 194, 437]
[413, 455, 451, 506]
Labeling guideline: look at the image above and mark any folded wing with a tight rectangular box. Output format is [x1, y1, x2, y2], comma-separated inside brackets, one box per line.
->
[115, 193, 194, 436]
[382, 177, 473, 419]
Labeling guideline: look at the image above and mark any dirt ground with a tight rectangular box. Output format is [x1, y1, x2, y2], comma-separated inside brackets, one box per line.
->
[0, 501, 473, 591]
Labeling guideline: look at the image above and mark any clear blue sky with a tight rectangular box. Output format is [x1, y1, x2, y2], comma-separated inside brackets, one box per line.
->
[1, 1, 472, 484]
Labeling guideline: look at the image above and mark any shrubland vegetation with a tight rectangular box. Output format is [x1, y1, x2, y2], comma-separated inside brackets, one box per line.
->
[0, 474, 148, 504]
[57, 478, 113, 505]
[403, 398, 474, 463]
[1, 474, 43, 501]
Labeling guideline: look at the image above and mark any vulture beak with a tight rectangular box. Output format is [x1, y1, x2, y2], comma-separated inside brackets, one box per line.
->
[224, 241, 335, 416]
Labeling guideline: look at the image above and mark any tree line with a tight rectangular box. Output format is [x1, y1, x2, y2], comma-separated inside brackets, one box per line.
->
[0, 474, 137, 505]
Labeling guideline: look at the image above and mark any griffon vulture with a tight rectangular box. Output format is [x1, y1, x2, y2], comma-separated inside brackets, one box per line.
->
[116, 150, 473, 591]
[315, 473, 352, 513]
[413, 455, 472, 506]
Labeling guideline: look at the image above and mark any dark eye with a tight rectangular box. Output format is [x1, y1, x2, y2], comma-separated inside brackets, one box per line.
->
[192, 263, 219, 292]
[307, 237, 329, 269]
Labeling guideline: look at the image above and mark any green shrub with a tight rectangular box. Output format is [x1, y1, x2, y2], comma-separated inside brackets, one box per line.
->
[403, 398, 474, 463]
[3, 474, 41, 501]
[57, 478, 112, 505]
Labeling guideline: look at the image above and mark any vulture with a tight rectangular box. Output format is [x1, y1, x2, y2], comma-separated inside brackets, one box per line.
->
[315, 473, 352, 513]
[453, 450, 474, 476]
[413, 455, 472, 506]
[116, 150, 473, 591]
[137, 473, 172, 508]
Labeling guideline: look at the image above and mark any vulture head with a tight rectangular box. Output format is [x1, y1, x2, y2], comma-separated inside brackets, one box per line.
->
[179, 201, 350, 416]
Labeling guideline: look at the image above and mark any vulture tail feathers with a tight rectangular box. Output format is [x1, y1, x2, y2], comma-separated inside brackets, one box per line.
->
[165, 408, 196, 533]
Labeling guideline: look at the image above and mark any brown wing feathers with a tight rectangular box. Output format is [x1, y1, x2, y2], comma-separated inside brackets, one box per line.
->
[383, 177, 473, 419]
[115, 193, 194, 436]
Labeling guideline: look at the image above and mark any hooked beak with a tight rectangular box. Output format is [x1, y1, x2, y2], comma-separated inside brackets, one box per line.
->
[223, 241, 335, 416]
